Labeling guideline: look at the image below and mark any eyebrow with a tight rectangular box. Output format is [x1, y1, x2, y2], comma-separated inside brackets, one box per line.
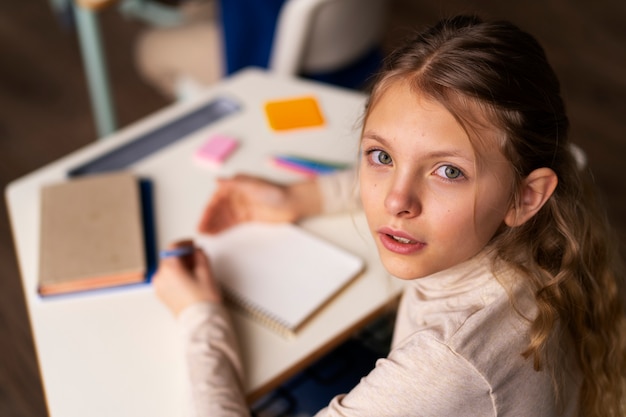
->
[362, 130, 475, 163]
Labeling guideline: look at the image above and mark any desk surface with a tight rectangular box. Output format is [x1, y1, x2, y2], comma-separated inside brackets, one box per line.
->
[6, 68, 404, 417]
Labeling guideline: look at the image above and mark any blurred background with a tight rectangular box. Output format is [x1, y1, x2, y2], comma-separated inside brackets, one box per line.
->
[1, 0, 625, 415]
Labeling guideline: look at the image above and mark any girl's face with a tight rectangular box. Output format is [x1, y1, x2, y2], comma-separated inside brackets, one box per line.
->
[359, 81, 515, 280]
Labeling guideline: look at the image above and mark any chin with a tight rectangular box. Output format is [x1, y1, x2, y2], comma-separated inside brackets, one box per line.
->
[380, 258, 432, 280]
[374, 239, 440, 280]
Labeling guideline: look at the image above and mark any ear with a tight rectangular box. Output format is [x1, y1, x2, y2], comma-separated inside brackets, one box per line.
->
[504, 168, 558, 227]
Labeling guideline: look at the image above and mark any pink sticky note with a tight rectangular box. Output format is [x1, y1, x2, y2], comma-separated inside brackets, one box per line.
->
[194, 135, 239, 168]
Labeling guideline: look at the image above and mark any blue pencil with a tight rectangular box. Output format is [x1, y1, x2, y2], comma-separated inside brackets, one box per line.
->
[159, 246, 195, 259]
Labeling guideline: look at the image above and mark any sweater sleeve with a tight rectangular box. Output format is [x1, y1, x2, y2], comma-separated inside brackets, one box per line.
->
[316, 169, 360, 215]
[313, 335, 495, 417]
[178, 302, 250, 417]
[178, 303, 494, 416]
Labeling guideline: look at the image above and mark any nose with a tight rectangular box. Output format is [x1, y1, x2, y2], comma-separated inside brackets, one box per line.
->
[384, 173, 421, 218]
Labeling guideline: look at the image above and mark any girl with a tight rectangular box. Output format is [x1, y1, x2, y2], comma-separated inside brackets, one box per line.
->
[154, 15, 626, 416]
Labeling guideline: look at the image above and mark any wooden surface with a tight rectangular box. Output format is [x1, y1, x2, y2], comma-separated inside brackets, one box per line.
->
[1, 1, 624, 415]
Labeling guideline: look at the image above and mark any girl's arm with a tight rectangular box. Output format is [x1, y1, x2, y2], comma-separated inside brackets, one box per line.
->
[198, 169, 358, 234]
[153, 245, 249, 416]
[178, 303, 248, 417]
[174, 307, 494, 417]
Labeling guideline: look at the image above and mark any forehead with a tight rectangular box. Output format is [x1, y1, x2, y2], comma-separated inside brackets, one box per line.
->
[364, 79, 508, 165]
[364, 81, 471, 150]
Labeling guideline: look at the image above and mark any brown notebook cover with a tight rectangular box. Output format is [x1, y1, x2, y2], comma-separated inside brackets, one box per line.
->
[38, 171, 146, 296]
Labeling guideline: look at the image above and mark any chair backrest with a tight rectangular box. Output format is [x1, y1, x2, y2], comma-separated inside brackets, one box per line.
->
[269, 0, 387, 76]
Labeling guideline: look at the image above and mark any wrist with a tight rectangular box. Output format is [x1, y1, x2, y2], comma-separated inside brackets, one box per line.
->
[286, 180, 322, 221]
[173, 295, 222, 318]
[177, 301, 228, 330]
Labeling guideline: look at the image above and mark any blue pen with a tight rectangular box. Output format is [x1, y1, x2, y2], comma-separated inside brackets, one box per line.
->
[159, 246, 195, 259]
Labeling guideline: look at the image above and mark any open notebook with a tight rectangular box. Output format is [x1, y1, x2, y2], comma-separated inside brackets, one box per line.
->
[197, 223, 364, 337]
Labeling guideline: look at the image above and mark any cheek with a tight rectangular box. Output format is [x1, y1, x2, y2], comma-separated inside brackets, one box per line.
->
[360, 189, 377, 219]
[438, 208, 477, 239]
[432, 195, 495, 245]
[466, 176, 514, 240]
[472, 199, 511, 241]
[359, 174, 380, 210]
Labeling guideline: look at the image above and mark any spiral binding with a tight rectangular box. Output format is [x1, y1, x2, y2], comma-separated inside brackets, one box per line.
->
[223, 287, 296, 338]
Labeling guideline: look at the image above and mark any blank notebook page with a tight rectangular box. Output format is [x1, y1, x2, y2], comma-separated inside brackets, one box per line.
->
[197, 223, 364, 335]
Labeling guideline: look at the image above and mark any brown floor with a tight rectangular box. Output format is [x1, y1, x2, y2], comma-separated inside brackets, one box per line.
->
[1, 0, 625, 416]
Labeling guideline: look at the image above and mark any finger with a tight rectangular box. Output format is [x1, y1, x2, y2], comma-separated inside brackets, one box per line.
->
[197, 193, 220, 232]
[193, 246, 209, 265]
[157, 254, 187, 275]
[192, 248, 212, 282]
[198, 185, 236, 232]
[192, 248, 223, 301]
[153, 257, 185, 296]
[171, 239, 193, 249]
[162, 240, 195, 270]
[198, 205, 236, 234]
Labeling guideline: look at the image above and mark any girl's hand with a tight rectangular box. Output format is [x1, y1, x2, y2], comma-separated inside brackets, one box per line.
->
[153, 242, 222, 317]
[197, 174, 322, 234]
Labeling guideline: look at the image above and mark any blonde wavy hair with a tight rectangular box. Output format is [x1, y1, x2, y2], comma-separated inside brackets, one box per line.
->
[365, 15, 626, 416]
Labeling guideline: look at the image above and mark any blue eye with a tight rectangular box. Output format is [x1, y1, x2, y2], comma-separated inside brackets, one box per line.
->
[435, 165, 464, 180]
[370, 150, 392, 165]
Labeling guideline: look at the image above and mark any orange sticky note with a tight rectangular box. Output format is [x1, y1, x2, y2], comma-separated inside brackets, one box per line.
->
[264, 96, 325, 131]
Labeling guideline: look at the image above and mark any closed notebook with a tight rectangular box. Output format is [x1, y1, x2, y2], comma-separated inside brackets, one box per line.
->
[198, 223, 364, 337]
[38, 171, 146, 296]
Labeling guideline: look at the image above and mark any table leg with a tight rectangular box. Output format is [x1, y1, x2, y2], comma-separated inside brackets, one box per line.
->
[73, 3, 117, 139]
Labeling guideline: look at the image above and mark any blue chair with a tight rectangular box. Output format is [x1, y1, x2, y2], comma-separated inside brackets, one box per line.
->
[220, 0, 387, 90]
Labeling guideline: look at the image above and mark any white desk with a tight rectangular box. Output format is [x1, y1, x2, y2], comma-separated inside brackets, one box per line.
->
[6, 68, 404, 417]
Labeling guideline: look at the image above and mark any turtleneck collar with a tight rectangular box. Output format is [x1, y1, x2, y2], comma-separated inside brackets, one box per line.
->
[391, 249, 511, 347]
[409, 249, 500, 297]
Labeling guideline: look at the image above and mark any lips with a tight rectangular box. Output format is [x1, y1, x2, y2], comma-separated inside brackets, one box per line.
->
[377, 227, 426, 255]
